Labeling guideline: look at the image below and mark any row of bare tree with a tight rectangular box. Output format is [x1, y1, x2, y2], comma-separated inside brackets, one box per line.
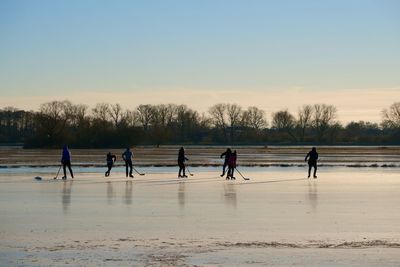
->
[1, 101, 399, 147]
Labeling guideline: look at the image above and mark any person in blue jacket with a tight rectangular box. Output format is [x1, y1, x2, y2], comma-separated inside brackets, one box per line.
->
[61, 145, 74, 179]
[122, 148, 134, 178]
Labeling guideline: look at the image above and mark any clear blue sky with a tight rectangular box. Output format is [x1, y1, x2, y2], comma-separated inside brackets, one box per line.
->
[0, 0, 399, 121]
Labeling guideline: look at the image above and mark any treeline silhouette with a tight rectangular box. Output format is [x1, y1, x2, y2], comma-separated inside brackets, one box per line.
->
[1, 101, 399, 148]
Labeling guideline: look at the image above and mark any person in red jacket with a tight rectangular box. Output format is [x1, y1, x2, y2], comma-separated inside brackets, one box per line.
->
[220, 148, 232, 177]
[226, 150, 237, 180]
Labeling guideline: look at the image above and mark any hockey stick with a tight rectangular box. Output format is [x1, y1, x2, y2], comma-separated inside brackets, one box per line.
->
[133, 166, 145, 176]
[53, 165, 62, 179]
[186, 166, 194, 176]
[235, 167, 250, 180]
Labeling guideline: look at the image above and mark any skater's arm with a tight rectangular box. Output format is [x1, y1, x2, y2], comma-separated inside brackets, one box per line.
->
[220, 152, 226, 158]
[305, 152, 310, 162]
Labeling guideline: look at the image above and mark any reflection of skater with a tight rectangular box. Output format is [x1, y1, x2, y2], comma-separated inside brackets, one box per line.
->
[178, 147, 189, 178]
[122, 148, 134, 178]
[226, 150, 237, 180]
[178, 182, 185, 208]
[61, 145, 74, 179]
[105, 152, 117, 177]
[223, 183, 237, 208]
[305, 147, 318, 178]
[106, 181, 115, 205]
[220, 148, 232, 177]
[62, 181, 73, 213]
[124, 181, 133, 205]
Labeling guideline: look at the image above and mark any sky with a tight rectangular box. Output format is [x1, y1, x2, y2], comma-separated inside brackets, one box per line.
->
[0, 0, 399, 123]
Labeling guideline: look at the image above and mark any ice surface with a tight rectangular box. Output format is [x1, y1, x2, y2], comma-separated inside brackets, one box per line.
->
[1, 166, 400, 266]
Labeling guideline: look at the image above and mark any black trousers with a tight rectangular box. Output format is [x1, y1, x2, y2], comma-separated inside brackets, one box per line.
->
[308, 161, 317, 177]
[221, 161, 228, 175]
[105, 162, 113, 176]
[178, 162, 186, 176]
[227, 166, 235, 178]
[62, 160, 74, 178]
[125, 160, 133, 177]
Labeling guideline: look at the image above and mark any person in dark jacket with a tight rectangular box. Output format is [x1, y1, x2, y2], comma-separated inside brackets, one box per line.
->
[220, 148, 232, 177]
[122, 148, 134, 178]
[61, 145, 74, 179]
[226, 150, 237, 180]
[305, 147, 318, 178]
[178, 147, 189, 178]
[105, 152, 117, 177]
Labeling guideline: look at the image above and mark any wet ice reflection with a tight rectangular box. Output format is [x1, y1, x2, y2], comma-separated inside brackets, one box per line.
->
[62, 181, 73, 213]
[124, 180, 133, 205]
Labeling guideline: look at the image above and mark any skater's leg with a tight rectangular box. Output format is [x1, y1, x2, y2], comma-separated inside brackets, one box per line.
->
[62, 162, 67, 179]
[221, 162, 227, 177]
[109, 164, 113, 175]
[105, 163, 112, 176]
[128, 161, 133, 177]
[67, 161, 74, 178]
[308, 163, 312, 178]
[313, 163, 317, 178]
[182, 165, 186, 177]
[178, 162, 183, 177]
[226, 166, 231, 179]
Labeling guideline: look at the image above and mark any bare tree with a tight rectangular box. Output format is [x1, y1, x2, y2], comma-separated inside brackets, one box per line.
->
[272, 110, 297, 141]
[209, 103, 228, 139]
[297, 105, 313, 142]
[312, 104, 337, 141]
[209, 104, 227, 128]
[37, 100, 72, 145]
[242, 106, 267, 129]
[136, 104, 154, 131]
[152, 104, 176, 127]
[40, 101, 67, 122]
[226, 104, 243, 141]
[64, 103, 88, 127]
[109, 103, 123, 128]
[382, 102, 400, 128]
[124, 110, 140, 127]
[150, 104, 177, 145]
[92, 103, 110, 123]
[226, 104, 242, 128]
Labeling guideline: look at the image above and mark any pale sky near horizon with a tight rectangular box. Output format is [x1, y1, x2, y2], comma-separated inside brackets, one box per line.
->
[1, 0, 399, 123]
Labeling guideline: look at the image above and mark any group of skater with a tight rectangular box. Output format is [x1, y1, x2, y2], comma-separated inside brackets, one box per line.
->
[58, 145, 318, 180]
[220, 148, 238, 179]
[59, 146, 135, 179]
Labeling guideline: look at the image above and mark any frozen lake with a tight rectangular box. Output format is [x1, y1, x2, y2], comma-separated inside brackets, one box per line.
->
[1, 164, 400, 266]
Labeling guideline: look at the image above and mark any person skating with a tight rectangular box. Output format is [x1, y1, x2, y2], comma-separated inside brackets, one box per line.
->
[105, 152, 117, 177]
[305, 147, 318, 178]
[122, 148, 134, 178]
[61, 145, 74, 180]
[220, 148, 232, 177]
[226, 150, 237, 180]
[178, 147, 189, 178]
